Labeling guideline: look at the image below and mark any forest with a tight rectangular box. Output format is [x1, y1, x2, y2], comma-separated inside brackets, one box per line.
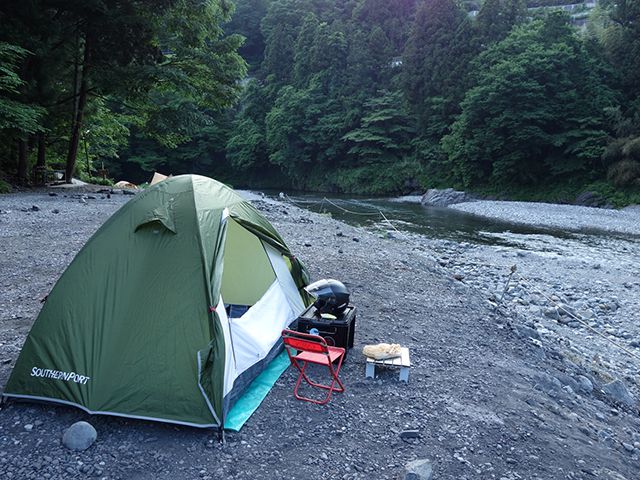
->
[0, 0, 639, 204]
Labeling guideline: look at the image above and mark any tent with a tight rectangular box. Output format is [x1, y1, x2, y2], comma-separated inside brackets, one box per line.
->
[150, 172, 169, 185]
[3, 175, 309, 428]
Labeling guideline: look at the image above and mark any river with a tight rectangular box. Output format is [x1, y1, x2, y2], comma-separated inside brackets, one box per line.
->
[274, 192, 577, 247]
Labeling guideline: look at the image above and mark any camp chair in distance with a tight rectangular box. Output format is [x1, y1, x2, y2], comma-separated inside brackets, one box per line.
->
[281, 329, 345, 405]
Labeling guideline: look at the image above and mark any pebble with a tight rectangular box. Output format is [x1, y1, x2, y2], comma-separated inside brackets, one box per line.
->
[622, 443, 635, 453]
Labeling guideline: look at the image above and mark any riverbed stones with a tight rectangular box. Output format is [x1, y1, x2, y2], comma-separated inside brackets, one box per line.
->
[514, 325, 541, 340]
[532, 372, 562, 394]
[403, 459, 433, 480]
[601, 380, 636, 409]
[576, 375, 594, 394]
[62, 421, 97, 451]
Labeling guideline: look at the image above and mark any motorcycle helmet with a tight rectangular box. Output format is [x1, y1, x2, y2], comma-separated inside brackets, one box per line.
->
[304, 279, 350, 316]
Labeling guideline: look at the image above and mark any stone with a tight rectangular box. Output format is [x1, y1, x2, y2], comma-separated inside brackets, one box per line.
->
[555, 373, 579, 392]
[62, 421, 97, 451]
[601, 379, 636, 409]
[575, 191, 607, 208]
[404, 459, 433, 480]
[577, 309, 594, 320]
[400, 430, 420, 439]
[23, 424, 33, 432]
[622, 443, 634, 453]
[576, 375, 594, 394]
[421, 188, 471, 207]
[532, 372, 562, 393]
[514, 325, 541, 340]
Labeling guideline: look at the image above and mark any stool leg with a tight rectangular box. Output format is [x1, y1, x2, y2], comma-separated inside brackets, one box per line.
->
[365, 363, 375, 379]
[399, 367, 409, 382]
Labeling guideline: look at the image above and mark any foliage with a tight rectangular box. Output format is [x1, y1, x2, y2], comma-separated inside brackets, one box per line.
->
[342, 91, 414, 165]
[607, 160, 640, 187]
[0, 42, 44, 134]
[1, 0, 640, 204]
[0, 0, 244, 184]
[0, 178, 12, 193]
[476, 0, 527, 46]
[443, 13, 613, 187]
[402, 0, 476, 138]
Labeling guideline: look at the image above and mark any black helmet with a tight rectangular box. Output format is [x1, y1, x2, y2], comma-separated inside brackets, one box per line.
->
[305, 279, 350, 316]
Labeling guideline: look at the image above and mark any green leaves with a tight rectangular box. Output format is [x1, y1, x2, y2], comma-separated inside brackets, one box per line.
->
[443, 13, 614, 187]
[0, 42, 44, 134]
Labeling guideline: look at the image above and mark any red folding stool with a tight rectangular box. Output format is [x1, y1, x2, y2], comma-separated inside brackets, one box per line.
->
[281, 329, 346, 405]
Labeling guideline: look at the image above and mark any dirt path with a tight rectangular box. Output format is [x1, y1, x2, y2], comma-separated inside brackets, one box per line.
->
[0, 191, 638, 479]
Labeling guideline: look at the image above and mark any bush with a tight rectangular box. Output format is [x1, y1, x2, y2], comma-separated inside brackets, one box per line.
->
[0, 178, 12, 194]
[607, 160, 640, 187]
[89, 176, 114, 186]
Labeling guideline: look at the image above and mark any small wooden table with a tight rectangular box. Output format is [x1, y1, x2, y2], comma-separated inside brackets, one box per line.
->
[365, 347, 411, 382]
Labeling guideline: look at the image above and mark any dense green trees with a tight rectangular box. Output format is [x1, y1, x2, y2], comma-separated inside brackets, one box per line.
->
[443, 13, 613, 186]
[223, 0, 637, 197]
[1, 0, 638, 200]
[0, 0, 244, 184]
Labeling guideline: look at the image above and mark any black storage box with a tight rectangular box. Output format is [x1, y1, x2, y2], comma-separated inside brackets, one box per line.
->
[293, 304, 356, 356]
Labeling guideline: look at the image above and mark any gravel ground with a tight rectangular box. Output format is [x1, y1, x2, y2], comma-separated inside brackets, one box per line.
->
[1, 189, 639, 480]
[450, 200, 640, 236]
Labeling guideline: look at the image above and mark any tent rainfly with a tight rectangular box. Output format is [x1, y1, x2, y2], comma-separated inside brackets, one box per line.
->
[3, 175, 309, 428]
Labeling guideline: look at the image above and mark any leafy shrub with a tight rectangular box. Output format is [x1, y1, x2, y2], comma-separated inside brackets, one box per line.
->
[607, 160, 640, 187]
[89, 176, 114, 186]
[0, 178, 12, 194]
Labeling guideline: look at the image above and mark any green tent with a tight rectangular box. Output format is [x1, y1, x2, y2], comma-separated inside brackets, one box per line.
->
[3, 175, 309, 428]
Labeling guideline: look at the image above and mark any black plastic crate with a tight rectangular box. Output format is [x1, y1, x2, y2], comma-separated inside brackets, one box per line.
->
[293, 304, 356, 356]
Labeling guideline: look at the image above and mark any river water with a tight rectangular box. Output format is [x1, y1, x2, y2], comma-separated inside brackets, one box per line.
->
[275, 193, 576, 247]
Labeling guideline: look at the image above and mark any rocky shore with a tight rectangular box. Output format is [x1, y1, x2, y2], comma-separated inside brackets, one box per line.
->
[450, 200, 640, 236]
[0, 189, 639, 480]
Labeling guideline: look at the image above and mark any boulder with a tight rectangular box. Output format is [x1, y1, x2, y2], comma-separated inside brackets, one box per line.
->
[421, 188, 471, 207]
[403, 459, 433, 480]
[602, 379, 636, 409]
[62, 421, 97, 451]
[575, 191, 607, 208]
[532, 372, 562, 394]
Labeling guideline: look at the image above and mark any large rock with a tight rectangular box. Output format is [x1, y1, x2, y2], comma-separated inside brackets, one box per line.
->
[421, 188, 471, 207]
[575, 191, 607, 208]
[602, 379, 636, 409]
[403, 459, 433, 480]
[62, 421, 97, 451]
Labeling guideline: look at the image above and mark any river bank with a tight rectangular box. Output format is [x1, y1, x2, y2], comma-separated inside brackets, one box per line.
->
[450, 200, 640, 236]
[0, 189, 638, 479]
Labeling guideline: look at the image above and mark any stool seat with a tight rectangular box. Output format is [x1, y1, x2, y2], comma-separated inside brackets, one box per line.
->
[365, 347, 411, 382]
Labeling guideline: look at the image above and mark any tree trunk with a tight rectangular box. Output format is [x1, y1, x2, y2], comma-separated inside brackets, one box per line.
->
[17, 138, 29, 185]
[34, 132, 47, 186]
[65, 32, 91, 183]
[37, 132, 46, 168]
